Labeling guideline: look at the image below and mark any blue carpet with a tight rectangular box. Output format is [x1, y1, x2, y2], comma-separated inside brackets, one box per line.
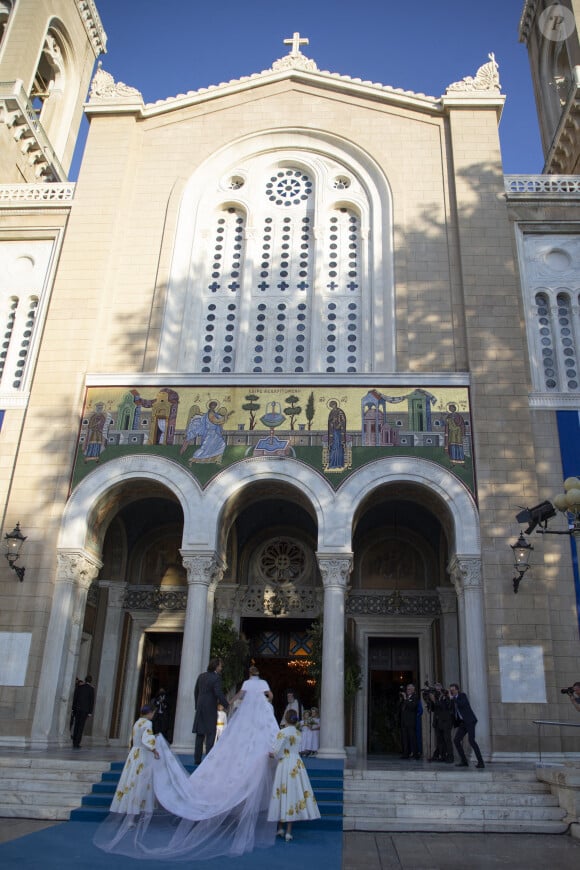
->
[0, 820, 342, 869]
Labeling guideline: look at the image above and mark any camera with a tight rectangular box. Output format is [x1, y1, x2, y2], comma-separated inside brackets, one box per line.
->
[561, 687, 574, 695]
[421, 680, 446, 707]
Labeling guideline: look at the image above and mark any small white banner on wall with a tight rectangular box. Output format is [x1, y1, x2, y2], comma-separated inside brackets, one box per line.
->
[0, 632, 32, 686]
[498, 645, 547, 703]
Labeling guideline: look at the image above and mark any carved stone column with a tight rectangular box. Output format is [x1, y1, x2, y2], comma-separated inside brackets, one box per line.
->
[316, 555, 352, 759]
[172, 553, 222, 750]
[31, 550, 101, 748]
[449, 555, 490, 758]
[117, 612, 151, 743]
[202, 573, 222, 669]
[92, 581, 126, 741]
[437, 586, 459, 685]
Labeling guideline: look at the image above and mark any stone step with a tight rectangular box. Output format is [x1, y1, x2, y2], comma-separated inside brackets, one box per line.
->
[346, 769, 543, 782]
[0, 756, 112, 821]
[0, 804, 76, 821]
[69, 803, 343, 830]
[346, 781, 556, 796]
[0, 776, 110, 800]
[346, 791, 559, 807]
[0, 758, 109, 773]
[342, 768, 568, 834]
[348, 803, 565, 821]
[344, 762, 536, 782]
[345, 817, 569, 834]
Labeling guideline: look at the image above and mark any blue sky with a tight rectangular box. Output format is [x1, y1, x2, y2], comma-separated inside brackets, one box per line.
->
[73, 0, 544, 178]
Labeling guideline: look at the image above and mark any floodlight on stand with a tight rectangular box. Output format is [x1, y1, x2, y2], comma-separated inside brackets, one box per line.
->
[3, 522, 26, 581]
[510, 531, 533, 594]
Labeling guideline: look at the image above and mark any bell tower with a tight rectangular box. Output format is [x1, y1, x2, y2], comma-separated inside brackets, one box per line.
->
[519, 0, 580, 173]
[0, 0, 106, 182]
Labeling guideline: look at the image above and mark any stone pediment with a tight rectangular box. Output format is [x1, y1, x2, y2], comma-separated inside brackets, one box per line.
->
[87, 30, 443, 118]
[86, 35, 504, 121]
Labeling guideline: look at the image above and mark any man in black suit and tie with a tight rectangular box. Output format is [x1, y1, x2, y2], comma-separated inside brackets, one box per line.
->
[449, 682, 485, 769]
[193, 657, 229, 765]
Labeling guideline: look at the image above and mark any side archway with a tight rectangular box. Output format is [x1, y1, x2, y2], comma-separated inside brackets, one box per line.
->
[59, 455, 205, 553]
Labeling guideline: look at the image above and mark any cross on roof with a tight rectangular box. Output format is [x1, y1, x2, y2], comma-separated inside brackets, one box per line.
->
[283, 32, 309, 55]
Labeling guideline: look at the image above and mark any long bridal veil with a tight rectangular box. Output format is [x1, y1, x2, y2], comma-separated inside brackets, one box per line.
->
[94, 677, 280, 861]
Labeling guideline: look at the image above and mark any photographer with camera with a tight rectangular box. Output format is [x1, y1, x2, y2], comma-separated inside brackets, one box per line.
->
[449, 682, 485, 769]
[563, 682, 580, 713]
[399, 683, 421, 760]
[428, 683, 454, 763]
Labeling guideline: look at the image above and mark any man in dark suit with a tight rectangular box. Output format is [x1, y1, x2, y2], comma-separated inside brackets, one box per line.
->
[399, 683, 420, 759]
[71, 675, 95, 748]
[193, 658, 229, 765]
[449, 682, 485, 768]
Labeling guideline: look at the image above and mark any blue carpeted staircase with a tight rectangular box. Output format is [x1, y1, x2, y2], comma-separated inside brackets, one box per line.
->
[70, 755, 343, 831]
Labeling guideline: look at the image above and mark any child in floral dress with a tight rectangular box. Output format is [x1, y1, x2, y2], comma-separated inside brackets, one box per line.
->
[267, 709, 320, 841]
[110, 704, 159, 816]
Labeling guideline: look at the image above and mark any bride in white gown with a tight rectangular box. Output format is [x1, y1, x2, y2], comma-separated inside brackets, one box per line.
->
[94, 667, 280, 861]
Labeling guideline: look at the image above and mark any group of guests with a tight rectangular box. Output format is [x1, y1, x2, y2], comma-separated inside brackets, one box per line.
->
[94, 661, 320, 860]
[399, 681, 485, 769]
[279, 688, 320, 757]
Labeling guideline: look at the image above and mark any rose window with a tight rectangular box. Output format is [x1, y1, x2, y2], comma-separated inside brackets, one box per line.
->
[257, 538, 307, 583]
[266, 169, 312, 206]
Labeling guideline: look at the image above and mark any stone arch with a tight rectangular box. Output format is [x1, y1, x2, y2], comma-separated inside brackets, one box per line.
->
[58, 455, 205, 553]
[326, 457, 479, 556]
[200, 457, 335, 556]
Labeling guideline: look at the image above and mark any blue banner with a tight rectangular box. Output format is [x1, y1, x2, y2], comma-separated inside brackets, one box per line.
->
[556, 410, 580, 636]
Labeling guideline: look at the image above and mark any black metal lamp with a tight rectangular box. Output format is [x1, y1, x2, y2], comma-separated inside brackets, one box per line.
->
[3, 522, 26, 581]
[511, 531, 533, 593]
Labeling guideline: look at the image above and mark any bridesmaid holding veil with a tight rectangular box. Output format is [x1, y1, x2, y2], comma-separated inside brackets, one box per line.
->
[94, 665, 280, 861]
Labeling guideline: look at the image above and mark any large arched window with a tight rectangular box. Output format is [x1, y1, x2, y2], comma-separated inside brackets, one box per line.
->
[519, 233, 580, 396]
[159, 132, 393, 374]
[0, 241, 56, 397]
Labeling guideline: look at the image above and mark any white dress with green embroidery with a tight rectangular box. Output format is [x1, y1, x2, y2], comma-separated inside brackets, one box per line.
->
[267, 725, 320, 823]
[111, 716, 157, 815]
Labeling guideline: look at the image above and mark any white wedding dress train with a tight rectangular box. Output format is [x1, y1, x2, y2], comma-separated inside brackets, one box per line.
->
[94, 676, 280, 861]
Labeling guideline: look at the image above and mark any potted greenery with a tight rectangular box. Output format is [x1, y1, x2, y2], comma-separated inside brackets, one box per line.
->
[210, 617, 249, 694]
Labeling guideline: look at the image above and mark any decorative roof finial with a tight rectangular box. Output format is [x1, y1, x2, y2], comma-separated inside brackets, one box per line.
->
[446, 52, 501, 94]
[283, 31, 309, 55]
[272, 31, 318, 72]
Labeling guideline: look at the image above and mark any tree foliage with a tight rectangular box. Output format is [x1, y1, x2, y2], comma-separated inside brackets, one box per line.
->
[284, 395, 302, 430]
[210, 618, 249, 693]
[305, 392, 315, 430]
[241, 394, 260, 430]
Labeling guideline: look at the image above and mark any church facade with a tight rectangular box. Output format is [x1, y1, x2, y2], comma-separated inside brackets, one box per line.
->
[0, 0, 578, 760]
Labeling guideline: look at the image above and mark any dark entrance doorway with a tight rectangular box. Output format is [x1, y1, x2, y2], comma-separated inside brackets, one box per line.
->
[242, 617, 317, 723]
[139, 631, 182, 742]
[367, 636, 419, 755]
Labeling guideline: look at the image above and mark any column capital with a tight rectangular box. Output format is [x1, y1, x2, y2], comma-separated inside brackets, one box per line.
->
[448, 555, 482, 594]
[180, 551, 224, 587]
[56, 550, 102, 590]
[316, 554, 353, 589]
